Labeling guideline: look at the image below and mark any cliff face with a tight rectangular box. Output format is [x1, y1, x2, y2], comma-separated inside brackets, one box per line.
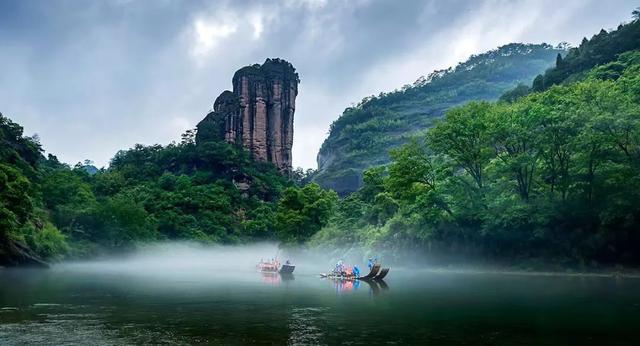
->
[197, 58, 299, 172]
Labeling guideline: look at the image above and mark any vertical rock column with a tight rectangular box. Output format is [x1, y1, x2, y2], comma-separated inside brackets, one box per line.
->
[238, 76, 253, 152]
[198, 58, 299, 172]
[253, 77, 269, 162]
[283, 79, 296, 170]
[269, 80, 283, 168]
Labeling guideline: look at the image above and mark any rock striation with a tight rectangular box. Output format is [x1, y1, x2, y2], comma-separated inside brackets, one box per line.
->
[196, 58, 299, 172]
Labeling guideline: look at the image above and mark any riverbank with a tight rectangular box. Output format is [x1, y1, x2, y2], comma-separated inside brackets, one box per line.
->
[0, 239, 49, 268]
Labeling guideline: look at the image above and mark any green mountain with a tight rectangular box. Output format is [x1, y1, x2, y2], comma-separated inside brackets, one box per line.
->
[530, 18, 640, 93]
[315, 43, 565, 195]
[311, 14, 640, 266]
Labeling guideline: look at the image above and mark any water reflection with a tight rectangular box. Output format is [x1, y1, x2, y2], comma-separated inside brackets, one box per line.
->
[321, 278, 390, 296]
[260, 272, 295, 286]
[3, 253, 640, 345]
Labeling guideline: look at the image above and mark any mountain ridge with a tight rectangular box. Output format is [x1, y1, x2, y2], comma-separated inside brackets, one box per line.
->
[314, 43, 565, 195]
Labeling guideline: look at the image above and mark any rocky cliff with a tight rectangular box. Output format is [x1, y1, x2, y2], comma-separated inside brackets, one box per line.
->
[197, 58, 299, 172]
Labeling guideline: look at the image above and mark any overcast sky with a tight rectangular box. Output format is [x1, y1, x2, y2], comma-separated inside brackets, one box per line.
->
[0, 0, 636, 169]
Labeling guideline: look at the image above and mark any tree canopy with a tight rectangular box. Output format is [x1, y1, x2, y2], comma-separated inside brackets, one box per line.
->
[312, 50, 640, 266]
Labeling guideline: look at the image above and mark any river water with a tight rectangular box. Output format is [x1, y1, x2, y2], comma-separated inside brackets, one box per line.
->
[1, 245, 639, 345]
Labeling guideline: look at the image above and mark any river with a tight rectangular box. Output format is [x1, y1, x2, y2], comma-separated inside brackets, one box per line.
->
[1, 244, 639, 345]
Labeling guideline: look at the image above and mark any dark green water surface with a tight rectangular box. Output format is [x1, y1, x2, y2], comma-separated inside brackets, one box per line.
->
[1, 265, 639, 345]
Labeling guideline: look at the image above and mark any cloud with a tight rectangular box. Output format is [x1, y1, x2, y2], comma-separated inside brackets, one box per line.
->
[0, 0, 637, 169]
[192, 14, 238, 58]
[249, 12, 264, 39]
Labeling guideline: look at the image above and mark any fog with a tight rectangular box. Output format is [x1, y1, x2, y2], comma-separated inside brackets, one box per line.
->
[4, 243, 639, 345]
[55, 242, 357, 279]
[49, 241, 637, 282]
[49, 241, 507, 279]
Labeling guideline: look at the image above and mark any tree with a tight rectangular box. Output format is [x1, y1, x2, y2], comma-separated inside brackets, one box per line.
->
[387, 139, 437, 202]
[275, 184, 338, 243]
[499, 84, 531, 103]
[488, 102, 540, 200]
[80, 193, 157, 247]
[0, 164, 33, 233]
[359, 166, 386, 202]
[291, 167, 316, 186]
[532, 74, 544, 92]
[428, 102, 493, 190]
[556, 53, 564, 67]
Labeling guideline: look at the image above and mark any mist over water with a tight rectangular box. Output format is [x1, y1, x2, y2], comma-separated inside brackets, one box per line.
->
[60, 242, 283, 275]
[2, 242, 640, 345]
[56, 242, 358, 278]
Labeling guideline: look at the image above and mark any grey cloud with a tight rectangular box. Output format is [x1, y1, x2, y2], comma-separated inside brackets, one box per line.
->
[0, 0, 637, 168]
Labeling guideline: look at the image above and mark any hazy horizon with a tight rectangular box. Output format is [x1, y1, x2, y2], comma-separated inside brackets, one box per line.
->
[0, 0, 637, 169]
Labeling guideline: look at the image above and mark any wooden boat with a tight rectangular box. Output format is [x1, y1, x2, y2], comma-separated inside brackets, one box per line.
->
[375, 267, 389, 279]
[359, 263, 381, 280]
[279, 263, 295, 274]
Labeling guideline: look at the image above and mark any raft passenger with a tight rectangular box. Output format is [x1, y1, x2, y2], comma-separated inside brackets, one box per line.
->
[353, 266, 360, 278]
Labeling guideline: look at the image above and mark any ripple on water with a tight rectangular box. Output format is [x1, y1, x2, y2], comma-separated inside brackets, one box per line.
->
[0, 304, 191, 345]
[0, 319, 123, 346]
[287, 307, 331, 345]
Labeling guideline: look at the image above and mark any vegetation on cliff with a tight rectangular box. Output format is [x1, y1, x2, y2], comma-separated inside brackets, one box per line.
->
[0, 114, 68, 265]
[315, 43, 565, 195]
[312, 44, 640, 266]
[1, 58, 335, 265]
[501, 14, 640, 99]
[0, 117, 337, 264]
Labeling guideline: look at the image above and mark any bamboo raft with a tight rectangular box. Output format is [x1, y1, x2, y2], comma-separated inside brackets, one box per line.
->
[257, 261, 296, 274]
[320, 263, 390, 281]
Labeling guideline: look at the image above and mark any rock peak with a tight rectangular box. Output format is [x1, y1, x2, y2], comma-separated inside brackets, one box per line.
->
[196, 59, 299, 172]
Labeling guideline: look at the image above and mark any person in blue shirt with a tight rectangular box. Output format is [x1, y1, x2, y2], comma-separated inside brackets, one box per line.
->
[353, 265, 360, 278]
[367, 258, 373, 270]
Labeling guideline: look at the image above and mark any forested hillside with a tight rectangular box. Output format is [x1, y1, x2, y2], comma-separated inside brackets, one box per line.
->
[501, 14, 640, 100]
[0, 115, 65, 265]
[311, 23, 640, 266]
[315, 43, 564, 195]
[0, 116, 337, 265]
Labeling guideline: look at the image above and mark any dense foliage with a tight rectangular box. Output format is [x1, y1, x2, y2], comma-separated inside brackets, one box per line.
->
[0, 115, 69, 261]
[0, 119, 337, 262]
[501, 14, 640, 98]
[315, 43, 564, 195]
[312, 50, 640, 266]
